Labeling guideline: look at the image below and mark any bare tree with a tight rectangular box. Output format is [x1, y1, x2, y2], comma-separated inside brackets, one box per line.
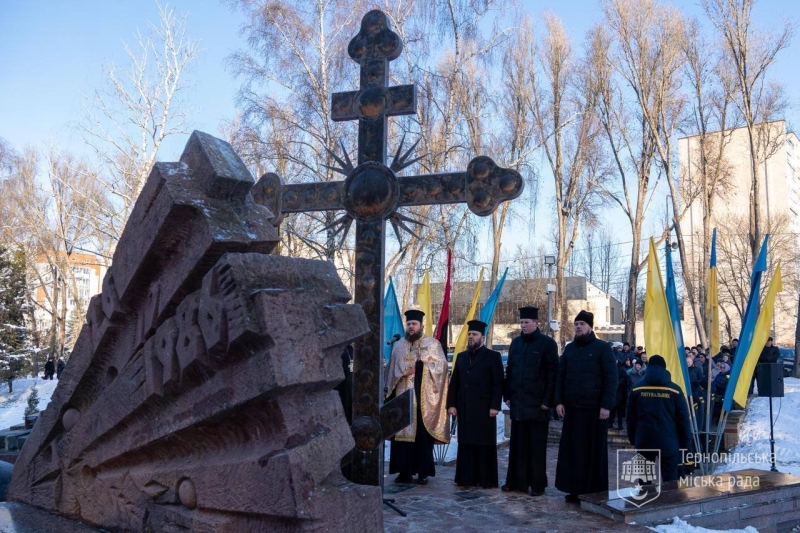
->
[602, 0, 707, 344]
[228, 0, 368, 277]
[715, 212, 795, 333]
[78, 3, 199, 255]
[702, 0, 794, 261]
[529, 12, 609, 344]
[680, 19, 737, 345]
[0, 146, 102, 358]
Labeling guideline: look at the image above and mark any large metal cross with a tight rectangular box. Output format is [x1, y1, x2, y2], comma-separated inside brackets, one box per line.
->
[253, 9, 523, 487]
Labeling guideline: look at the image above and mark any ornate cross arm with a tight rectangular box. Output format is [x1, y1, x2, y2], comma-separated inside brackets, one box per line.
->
[252, 155, 524, 221]
[350, 389, 413, 454]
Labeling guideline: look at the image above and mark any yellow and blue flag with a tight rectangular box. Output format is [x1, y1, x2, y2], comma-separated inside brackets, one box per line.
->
[480, 268, 509, 329]
[733, 262, 782, 408]
[707, 229, 720, 358]
[723, 235, 769, 412]
[644, 238, 686, 396]
[453, 268, 485, 365]
[666, 245, 691, 394]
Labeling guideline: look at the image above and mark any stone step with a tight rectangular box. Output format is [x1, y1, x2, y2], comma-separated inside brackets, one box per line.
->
[580, 468, 800, 531]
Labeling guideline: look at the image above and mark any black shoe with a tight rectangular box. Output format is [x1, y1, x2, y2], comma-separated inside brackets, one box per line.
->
[395, 474, 412, 483]
[417, 476, 428, 485]
[501, 484, 513, 492]
[528, 488, 544, 496]
[565, 494, 580, 503]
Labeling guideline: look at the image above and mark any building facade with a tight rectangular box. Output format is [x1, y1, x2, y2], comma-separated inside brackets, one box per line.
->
[678, 120, 799, 347]
[427, 275, 623, 348]
[33, 252, 107, 348]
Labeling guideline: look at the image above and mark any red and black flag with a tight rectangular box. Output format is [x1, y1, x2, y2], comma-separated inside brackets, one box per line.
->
[434, 249, 452, 356]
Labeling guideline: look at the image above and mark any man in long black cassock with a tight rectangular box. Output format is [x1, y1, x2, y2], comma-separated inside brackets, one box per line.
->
[501, 306, 558, 496]
[447, 320, 504, 488]
[555, 310, 617, 503]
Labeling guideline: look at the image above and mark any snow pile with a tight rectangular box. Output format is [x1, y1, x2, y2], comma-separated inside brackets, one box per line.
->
[0, 377, 58, 431]
[716, 377, 800, 476]
[648, 517, 759, 533]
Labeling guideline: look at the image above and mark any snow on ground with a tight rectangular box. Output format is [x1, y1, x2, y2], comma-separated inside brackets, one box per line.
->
[0, 377, 58, 431]
[647, 517, 759, 533]
[716, 377, 800, 476]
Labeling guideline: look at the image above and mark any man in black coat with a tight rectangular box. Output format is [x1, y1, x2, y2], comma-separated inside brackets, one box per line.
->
[501, 306, 558, 496]
[750, 336, 780, 395]
[626, 355, 692, 482]
[447, 320, 504, 488]
[555, 310, 617, 503]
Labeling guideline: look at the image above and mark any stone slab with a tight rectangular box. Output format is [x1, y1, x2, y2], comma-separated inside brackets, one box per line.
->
[580, 468, 800, 529]
[0, 502, 103, 532]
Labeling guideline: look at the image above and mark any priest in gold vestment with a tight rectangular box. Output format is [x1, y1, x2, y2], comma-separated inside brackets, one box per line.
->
[385, 309, 450, 484]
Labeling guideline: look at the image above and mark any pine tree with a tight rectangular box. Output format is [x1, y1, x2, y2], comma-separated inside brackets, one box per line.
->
[24, 387, 39, 419]
[0, 247, 31, 387]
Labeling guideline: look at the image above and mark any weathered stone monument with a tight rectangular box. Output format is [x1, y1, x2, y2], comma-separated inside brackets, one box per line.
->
[7, 131, 382, 531]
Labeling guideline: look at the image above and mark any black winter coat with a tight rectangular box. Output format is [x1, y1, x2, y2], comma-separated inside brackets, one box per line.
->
[687, 365, 704, 400]
[555, 332, 617, 410]
[759, 345, 780, 364]
[503, 329, 558, 421]
[447, 345, 504, 446]
[626, 365, 692, 457]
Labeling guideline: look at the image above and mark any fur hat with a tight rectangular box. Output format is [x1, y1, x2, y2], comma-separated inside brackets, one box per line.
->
[574, 310, 594, 328]
[467, 320, 488, 335]
[404, 309, 425, 322]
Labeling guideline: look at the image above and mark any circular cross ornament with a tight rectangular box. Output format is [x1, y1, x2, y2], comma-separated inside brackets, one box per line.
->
[343, 162, 400, 221]
[351, 415, 383, 451]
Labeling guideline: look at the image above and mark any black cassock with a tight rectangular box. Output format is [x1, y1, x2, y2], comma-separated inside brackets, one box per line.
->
[554, 332, 617, 496]
[503, 329, 559, 493]
[555, 407, 609, 495]
[446, 345, 503, 488]
[389, 360, 436, 479]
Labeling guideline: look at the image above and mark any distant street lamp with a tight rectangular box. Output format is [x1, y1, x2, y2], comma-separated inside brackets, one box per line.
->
[545, 255, 556, 337]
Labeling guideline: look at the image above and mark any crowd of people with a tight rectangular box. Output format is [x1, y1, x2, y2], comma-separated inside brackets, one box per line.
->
[381, 306, 783, 500]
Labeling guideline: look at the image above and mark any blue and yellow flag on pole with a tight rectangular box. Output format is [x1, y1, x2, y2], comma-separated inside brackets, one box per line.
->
[383, 278, 405, 363]
[666, 245, 691, 394]
[733, 262, 782, 408]
[480, 268, 509, 329]
[706, 229, 720, 357]
[453, 268, 485, 366]
[416, 270, 433, 337]
[644, 238, 686, 396]
[723, 234, 769, 412]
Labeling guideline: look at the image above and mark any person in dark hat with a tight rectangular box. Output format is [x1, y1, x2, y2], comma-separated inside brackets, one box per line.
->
[501, 306, 558, 496]
[626, 354, 692, 482]
[446, 320, 504, 488]
[555, 310, 617, 503]
[386, 309, 450, 484]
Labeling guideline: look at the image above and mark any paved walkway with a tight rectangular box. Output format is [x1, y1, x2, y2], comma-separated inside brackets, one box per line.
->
[383, 442, 648, 532]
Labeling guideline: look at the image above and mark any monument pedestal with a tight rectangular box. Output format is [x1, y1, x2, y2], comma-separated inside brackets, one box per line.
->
[0, 502, 102, 532]
[580, 469, 800, 532]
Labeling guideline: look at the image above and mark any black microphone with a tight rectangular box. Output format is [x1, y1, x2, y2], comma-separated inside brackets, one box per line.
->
[387, 333, 401, 345]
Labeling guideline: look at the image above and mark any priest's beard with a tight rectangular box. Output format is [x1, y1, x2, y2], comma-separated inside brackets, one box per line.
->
[467, 339, 483, 352]
[405, 330, 423, 343]
[574, 330, 592, 343]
